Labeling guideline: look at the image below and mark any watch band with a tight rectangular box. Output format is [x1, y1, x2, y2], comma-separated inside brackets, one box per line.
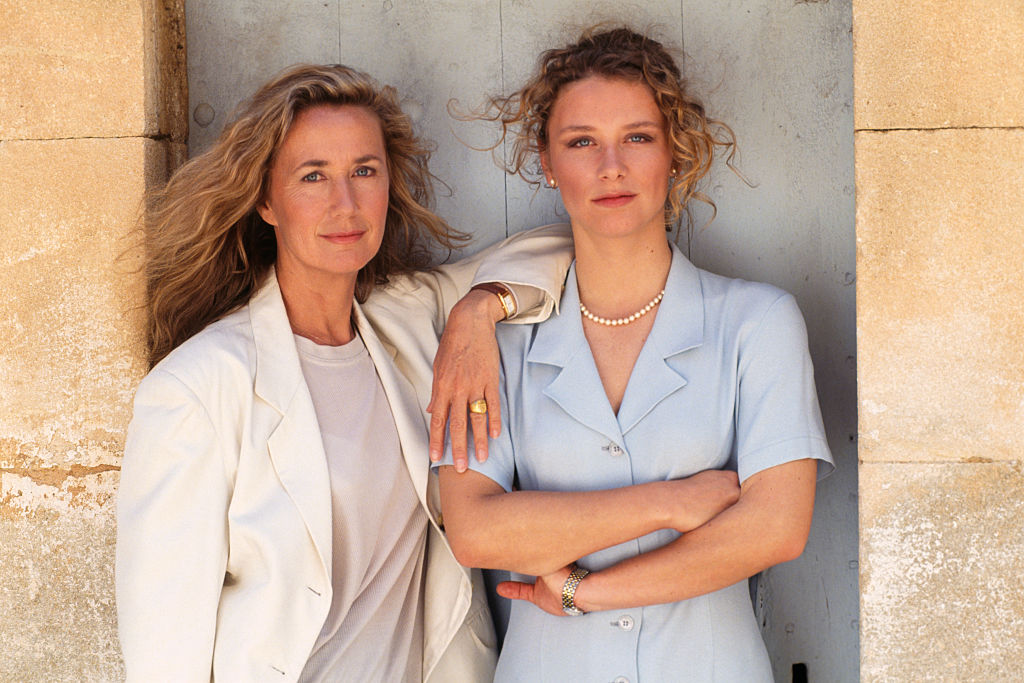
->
[561, 563, 590, 616]
[470, 282, 517, 320]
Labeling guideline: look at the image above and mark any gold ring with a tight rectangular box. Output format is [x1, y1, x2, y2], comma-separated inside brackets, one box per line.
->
[468, 399, 488, 414]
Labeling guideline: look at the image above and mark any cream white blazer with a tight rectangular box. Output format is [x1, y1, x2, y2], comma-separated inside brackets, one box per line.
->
[116, 225, 572, 682]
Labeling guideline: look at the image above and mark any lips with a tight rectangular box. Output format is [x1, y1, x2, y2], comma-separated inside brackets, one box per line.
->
[592, 193, 636, 208]
[320, 230, 365, 244]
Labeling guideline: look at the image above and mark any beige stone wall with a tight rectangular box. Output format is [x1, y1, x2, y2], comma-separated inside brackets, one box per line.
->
[855, 0, 1024, 680]
[0, 1, 185, 678]
[4, 0, 1022, 679]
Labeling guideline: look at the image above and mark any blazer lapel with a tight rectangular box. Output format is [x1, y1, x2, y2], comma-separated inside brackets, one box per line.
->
[352, 303, 433, 515]
[250, 271, 333, 579]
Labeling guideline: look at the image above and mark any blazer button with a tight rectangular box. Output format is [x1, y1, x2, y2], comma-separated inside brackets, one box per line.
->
[616, 615, 635, 631]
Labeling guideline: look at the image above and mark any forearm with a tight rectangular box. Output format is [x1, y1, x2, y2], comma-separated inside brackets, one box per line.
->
[574, 458, 818, 612]
[440, 469, 683, 576]
[473, 222, 574, 322]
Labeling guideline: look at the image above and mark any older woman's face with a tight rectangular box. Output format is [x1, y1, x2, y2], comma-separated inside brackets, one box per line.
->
[258, 104, 389, 289]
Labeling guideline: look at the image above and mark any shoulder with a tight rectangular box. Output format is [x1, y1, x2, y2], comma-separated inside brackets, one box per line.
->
[698, 268, 792, 316]
[139, 306, 256, 404]
[494, 316, 538, 353]
[696, 268, 805, 342]
[363, 270, 438, 314]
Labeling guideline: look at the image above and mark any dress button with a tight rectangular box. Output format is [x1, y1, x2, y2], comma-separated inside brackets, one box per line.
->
[616, 615, 635, 631]
[609, 443, 623, 456]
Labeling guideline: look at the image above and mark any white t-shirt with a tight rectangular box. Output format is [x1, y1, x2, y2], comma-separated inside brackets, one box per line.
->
[295, 333, 428, 683]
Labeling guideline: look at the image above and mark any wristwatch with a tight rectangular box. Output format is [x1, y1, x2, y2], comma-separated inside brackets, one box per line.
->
[561, 563, 590, 616]
[470, 282, 517, 320]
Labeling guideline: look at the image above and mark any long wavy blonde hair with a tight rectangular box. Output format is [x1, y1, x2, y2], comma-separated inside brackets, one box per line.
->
[481, 26, 735, 229]
[142, 63, 465, 367]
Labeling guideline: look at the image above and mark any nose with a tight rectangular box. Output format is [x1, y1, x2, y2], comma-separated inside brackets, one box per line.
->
[598, 145, 625, 180]
[330, 177, 358, 214]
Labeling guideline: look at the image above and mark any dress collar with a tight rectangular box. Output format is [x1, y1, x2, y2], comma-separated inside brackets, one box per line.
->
[527, 242, 706, 438]
[528, 241, 705, 368]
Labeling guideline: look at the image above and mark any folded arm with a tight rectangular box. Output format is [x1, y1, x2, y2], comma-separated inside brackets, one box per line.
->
[496, 458, 818, 615]
[437, 466, 740, 577]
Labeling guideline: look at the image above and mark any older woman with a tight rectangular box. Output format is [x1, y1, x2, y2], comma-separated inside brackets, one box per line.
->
[436, 27, 834, 682]
[115, 64, 570, 682]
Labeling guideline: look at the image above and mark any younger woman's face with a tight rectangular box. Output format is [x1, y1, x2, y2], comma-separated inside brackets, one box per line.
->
[541, 76, 674, 243]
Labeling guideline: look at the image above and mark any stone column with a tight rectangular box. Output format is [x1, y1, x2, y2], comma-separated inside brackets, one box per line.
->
[855, 0, 1024, 679]
[0, 1, 186, 678]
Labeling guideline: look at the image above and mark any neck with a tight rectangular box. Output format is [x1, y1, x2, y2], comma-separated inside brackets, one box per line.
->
[275, 262, 358, 346]
[573, 229, 672, 318]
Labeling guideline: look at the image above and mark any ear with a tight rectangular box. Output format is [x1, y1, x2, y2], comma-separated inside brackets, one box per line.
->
[539, 148, 555, 186]
[256, 197, 277, 227]
[539, 149, 552, 177]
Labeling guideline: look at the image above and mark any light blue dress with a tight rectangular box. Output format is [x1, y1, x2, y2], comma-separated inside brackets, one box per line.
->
[438, 243, 833, 682]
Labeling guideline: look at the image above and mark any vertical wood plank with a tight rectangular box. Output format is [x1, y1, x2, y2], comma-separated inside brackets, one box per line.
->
[186, 0, 341, 154]
[334, 0, 506, 250]
[683, 1, 858, 680]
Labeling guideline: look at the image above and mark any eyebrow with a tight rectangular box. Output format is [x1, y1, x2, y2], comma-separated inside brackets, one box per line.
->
[554, 121, 662, 134]
[292, 154, 384, 172]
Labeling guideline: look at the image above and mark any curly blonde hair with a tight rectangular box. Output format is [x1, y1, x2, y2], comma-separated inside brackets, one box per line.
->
[482, 26, 735, 229]
[142, 63, 465, 367]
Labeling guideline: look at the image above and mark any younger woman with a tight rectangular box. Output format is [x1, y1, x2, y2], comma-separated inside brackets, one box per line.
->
[436, 27, 833, 682]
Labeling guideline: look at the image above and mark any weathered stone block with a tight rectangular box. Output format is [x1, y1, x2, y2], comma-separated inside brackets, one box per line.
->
[0, 137, 171, 519]
[860, 462, 1024, 681]
[854, 0, 1024, 130]
[0, 0, 186, 141]
[0, 513, 123, 679]
[856, 128, 1024, 463]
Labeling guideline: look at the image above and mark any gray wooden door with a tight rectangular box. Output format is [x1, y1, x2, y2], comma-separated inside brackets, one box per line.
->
[187, 2, 857, 680]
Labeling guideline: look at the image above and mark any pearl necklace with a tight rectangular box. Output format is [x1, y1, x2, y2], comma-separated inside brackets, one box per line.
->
[579, 290, 665, 327]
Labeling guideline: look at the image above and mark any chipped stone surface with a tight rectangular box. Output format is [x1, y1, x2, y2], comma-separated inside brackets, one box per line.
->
[854, 0, 1024, 130]
[860, 462, 1024, 681]
[0, 136, 173, 677]
[856, 128, 1024, 463]
[0, 138, 153, 500]
[0, 511, 124, 680]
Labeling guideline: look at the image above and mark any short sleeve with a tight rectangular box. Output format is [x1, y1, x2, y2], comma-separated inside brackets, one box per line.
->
[734, 293, 834, 482]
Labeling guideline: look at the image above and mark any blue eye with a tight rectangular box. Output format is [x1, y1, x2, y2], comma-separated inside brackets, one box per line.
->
[302, 171, 322, 182]
[628, 134, 652, 143]
[354, 166, 374, 177]
[569, 138, 593, 148]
